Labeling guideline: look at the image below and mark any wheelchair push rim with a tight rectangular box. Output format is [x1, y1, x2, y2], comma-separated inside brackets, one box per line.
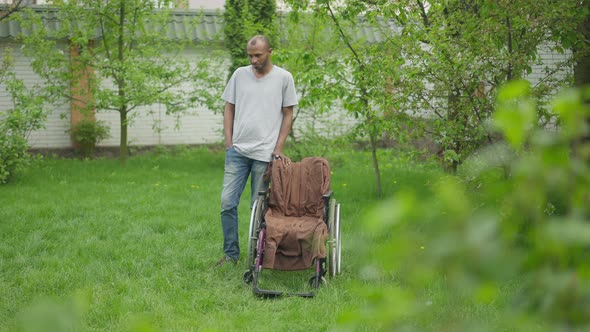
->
[328, 198, 342, 278]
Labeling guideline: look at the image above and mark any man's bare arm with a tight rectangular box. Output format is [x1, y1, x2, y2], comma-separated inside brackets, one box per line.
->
[272, 105, 294, 161]
[224, 102, 235, 148]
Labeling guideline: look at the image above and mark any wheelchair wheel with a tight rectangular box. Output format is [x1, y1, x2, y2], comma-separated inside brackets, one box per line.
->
[327, 198, 342, 277]
[308, 275, 328, 289]
[335, 202, 341, 275]
[247, 197, 265, 268]
[243, 270, 253, 284]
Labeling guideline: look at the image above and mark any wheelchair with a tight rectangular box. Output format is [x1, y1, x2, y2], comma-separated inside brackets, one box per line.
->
[242, 157, 342, 298]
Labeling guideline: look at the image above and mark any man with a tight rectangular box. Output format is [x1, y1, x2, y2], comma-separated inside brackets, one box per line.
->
[216, 35, 297, 266]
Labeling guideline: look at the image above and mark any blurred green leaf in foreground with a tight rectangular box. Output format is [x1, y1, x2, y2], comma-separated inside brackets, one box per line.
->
[344, 81, 590, 331]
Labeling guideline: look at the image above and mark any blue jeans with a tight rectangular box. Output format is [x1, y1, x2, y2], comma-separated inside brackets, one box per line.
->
[220, 147, 269, 260]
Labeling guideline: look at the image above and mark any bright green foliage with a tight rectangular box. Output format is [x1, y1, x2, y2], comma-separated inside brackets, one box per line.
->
[17, 0, 224, 164]
[272, 11, 351, 160]
[345, 84, 590, 331]
[281, 1, 407, 197]
[494, 80, 537, 150]
[283, 0, 586, 174]
[0, 48, 49, 184]
[382, 0, 584, 171]
[224, 0, 278, 77]
[68, 119, 111, 158]
[370, 0, 580, 169]
[0, 123, 29, 184]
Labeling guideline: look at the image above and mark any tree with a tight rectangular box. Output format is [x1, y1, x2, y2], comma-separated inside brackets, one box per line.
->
[272, 10, 350, 160]
[573, 0, 590, 151]
[224, 0, 278, 78]
[285, 0, 585, 173]
[322, 1, 388, 197]
[386, 0, 584, 171]
[349, 83, 590, 330]
[1, 0, 52, 183]
[0, 49, 51, 183]
[280, 1, 417, 197]
[18, 0, 223, 164]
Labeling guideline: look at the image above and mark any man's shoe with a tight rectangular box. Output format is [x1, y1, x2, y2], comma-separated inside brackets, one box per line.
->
[215, 255, 238, 267]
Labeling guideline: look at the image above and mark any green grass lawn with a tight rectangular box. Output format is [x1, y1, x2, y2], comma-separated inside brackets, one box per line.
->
[0, 145, 446, 331]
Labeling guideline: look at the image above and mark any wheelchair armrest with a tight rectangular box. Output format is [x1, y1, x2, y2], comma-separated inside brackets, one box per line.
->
[322, 191, 333, 222]
[322, 191, 333, 206]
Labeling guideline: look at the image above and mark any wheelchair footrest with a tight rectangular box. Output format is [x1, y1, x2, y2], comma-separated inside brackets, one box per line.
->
[253, 286, 284, 298]
[253, 286, 315, 298]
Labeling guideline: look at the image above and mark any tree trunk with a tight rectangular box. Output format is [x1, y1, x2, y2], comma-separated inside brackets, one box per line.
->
[118, 1, 127, 165]
[447, 89, 460, 173]
[369, 132, 382, 198]
[574, 4, 590, 88]
[119, 110, 128, 165]
[574, 1, 590, 161]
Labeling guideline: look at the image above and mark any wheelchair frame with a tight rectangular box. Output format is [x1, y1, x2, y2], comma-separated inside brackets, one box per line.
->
[242, 190, 342, 298]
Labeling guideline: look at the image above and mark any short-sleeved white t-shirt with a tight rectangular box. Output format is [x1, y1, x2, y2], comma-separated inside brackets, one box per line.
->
[221, 65, 298, 162]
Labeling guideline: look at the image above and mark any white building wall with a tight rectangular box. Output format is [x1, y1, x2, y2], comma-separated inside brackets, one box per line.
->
[1, 40, 572, 149]
[188, 0, 291, 10]
[528, 43, 573, 87]
[0, 41, 226, 149]
[188, 0, 224, 9]
[95, 46, 226, 147]
[96, 103, 223, 147]
[0, 4, 573, 151]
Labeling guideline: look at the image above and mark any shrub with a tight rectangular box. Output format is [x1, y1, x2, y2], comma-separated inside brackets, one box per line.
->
[0, 50, 48, 183]
[0, 125, 29, 184]
[345, 82, 590, 331]
[68, 119, 111, 158]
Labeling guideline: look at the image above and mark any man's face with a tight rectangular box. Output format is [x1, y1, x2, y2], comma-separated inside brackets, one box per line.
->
[247, 42, 272, 72]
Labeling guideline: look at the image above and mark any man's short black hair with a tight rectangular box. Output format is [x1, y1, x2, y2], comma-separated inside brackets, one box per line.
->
[248, 35, 271, 49]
